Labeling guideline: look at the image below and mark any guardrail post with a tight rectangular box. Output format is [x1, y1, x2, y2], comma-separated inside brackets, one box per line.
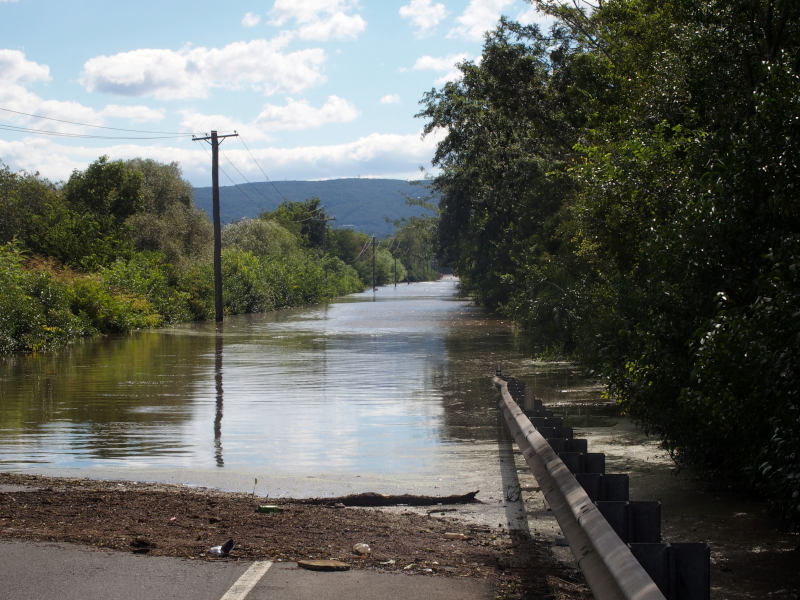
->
[494, 375, 666, 600]
[495, 372, 710, 600]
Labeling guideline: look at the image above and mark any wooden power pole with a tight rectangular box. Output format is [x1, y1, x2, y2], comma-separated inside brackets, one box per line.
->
[193, 130, 238, 322]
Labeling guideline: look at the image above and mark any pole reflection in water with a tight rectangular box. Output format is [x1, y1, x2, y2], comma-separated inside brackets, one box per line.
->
[214, 324, 224, 467]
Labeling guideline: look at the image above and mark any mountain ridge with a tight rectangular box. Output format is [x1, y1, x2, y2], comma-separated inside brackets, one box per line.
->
[192, 178, 436, 236]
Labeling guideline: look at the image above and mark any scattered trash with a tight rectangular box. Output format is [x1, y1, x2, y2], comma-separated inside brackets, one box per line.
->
[210, 539, 234, 556]
[379, 559, 396, 565]
[403, 563, 415, 570]
[352, 542, 371, 556]
[424, 568, 433, 573]
[256, 504, 282, 514]
[334, 502, 346, 508]
[298, 559, 350, 572]
[444, 532, 468, 540]
[168, 516, 177, 524]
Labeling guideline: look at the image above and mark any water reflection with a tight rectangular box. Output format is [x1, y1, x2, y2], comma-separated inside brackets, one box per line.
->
[214, 324, 224, 467]
[0, 281, 584, 491]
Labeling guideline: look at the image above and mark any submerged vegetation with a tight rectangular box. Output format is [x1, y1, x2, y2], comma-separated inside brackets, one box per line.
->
[419, 1, 800, 527]
[0, 157, 437, 354]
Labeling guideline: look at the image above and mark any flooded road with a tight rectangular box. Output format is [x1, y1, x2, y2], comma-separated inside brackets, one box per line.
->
[1, 279, 796, 598]
[0, 280, 531, 497]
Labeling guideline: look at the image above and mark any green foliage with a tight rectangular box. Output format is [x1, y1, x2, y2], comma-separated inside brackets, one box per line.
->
[67, 277, 161, 333]
[220, 249, 273, 314]
[101, 252, 193, 324]
[421, 1, 800, 526]
[0, 242, 88, 353]
[263, 198, 326, 249]
[124, 159, 212, 267]
[390, 191, 439, 282]
[222, 218, 298, 258]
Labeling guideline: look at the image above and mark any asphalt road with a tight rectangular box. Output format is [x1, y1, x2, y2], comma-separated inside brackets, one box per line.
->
[0, 540, 495, 600]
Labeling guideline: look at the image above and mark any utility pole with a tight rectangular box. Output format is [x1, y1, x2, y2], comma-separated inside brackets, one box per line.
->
[193, 130, 238, 322]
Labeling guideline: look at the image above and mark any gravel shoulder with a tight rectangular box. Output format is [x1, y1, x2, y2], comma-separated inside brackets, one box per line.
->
[0, 473, 590, 600]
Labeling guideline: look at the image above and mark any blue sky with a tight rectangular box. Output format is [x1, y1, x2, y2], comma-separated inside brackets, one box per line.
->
[0, 0, 551, 186]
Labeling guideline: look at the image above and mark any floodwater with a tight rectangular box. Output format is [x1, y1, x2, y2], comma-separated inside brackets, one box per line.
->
[1, 279, 796, 598]
[0, 279, 533, 497]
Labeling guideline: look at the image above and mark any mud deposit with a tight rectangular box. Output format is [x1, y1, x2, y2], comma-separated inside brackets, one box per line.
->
[0, 473, 590, 600]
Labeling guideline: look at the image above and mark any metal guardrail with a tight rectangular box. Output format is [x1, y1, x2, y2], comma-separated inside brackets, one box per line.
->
[494, 375, 667, 600]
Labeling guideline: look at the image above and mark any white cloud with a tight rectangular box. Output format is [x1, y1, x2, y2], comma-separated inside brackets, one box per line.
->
[255, 95, 359, 130]
[269, 0, 366, 41]
[412, 53, 468, 84]
[242, 11, 262, 27]
[79, 39, 327, 100]
[380, 94, 401, 105]
[448, 0, 513, 41]
[0, 129, 441, 186]
[517, 6, 556, 29]
[238, 130, 440, 180]
[399, 0, 446, 37]
[100, 104, 165, 122]
[0, 49, 51, 84]
[179, 110, 259, 140]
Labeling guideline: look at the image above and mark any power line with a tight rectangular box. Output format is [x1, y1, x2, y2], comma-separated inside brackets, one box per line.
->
[0, 106, 198, 135]
[0, 122, 189, 140]
[238, 135, 289, 205]
[218, 147, 275, 209]
[198, 142, 261, 212]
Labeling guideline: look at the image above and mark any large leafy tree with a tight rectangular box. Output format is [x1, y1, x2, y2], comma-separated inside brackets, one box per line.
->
[418, 18, 579, 341]
[423, 0, 800, 525]
[124, 159, 212, 267]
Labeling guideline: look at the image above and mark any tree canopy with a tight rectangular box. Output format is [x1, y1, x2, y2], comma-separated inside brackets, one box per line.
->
[419, 0, 800, 527]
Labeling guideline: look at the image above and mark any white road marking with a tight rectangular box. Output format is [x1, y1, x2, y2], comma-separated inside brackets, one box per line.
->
[220, 560, 273, 600]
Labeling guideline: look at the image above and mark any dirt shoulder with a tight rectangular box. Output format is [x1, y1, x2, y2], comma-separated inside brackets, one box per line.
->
[0, 473, 589, 600]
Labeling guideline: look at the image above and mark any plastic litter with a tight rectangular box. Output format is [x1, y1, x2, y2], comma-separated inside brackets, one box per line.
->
[352, 542, 371, 556]
[210, 539, 234, 556]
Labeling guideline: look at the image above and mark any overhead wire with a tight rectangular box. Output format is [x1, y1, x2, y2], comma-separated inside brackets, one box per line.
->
[197, 142, 260, 221]
[0, 106, 199, 135]
[218, 147, 274, 210]
[0, 122, 188, 140]
[238, 134, 290, 205]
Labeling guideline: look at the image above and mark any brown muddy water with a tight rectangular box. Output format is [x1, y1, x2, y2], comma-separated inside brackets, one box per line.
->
[0, 279, 797, 598]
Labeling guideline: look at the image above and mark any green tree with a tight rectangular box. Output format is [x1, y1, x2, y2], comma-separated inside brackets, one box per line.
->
[123, 159, 212, 267]
[263, 197, 327, 250]
[418, 17, 578, 334]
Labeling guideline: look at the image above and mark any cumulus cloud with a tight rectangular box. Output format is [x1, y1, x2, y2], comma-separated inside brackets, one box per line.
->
[100, 104, 165, 122]
[242, 11, 262, 27]
[0, 49, 50, 84]
[380, 94, 401, 105]
[179, 110, 258, 140]
[0, 129, 440, 186]
[517, 6, 556, 29]
[79, 38, 327, 100]
[269, 0, 366, 41]
[399, 0, 447, 37]
[255, 95, 359, 130]
[448, 0, 513, 41]
[237, 130, 440, 181]
[412, 53, 469, 84]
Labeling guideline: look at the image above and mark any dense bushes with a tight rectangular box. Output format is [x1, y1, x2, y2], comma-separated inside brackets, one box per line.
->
[0, 243, 88, 353]
[420, 2, 800, 527]
[0, 160, 370, 354]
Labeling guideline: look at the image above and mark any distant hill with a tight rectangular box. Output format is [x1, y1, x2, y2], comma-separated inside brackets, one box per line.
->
[192, 178, 436, 236]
